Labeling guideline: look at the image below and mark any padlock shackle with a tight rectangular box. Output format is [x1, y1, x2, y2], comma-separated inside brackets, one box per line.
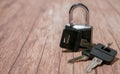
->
[69, 3, 89, 26]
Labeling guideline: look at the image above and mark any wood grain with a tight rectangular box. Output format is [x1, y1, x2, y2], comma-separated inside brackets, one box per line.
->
[0, 0, 120, 74]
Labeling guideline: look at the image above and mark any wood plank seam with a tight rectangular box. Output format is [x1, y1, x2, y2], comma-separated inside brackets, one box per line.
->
[8, 24, 34, 74]
[105, 0, 120, 29]
[58, 49, 63, 74]
[8, 13, 41, 74]
[106, 0, 120, 16]
[109, 31, 120, 50]
[36, 35, 48, 74]
[2, 0, 17, 9]
[0, 3, 25, 26]
[73, 53, 74, 74]
[95, 69, 98, 74]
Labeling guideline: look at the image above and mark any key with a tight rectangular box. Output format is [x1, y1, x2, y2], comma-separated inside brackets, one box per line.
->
[68, 49, 94, 63]
[87, 57, 102, 72]
[68, 55, 89, 63]
[86, 43, 117, 72]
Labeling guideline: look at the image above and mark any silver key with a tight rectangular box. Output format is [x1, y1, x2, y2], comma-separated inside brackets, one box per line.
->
[86, 43, 112, 72]
[68, 55, 89, 63]
[87, 57, 103, 72]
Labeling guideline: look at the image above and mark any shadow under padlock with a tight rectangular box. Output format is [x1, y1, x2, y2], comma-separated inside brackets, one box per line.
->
[60, 3, 93, 52]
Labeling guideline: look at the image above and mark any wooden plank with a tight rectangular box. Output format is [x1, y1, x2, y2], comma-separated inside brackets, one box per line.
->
[8, 0, 61, 74]
[8, 0, 66, 74]
[0, 0, 45, 74]
[9, 14, 49, 74]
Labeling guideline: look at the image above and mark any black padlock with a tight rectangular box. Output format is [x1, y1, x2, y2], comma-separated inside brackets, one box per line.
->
[60, 3, 93, 51]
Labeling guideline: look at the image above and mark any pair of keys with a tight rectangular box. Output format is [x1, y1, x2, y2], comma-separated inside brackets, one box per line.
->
[68, 43, 117, 72]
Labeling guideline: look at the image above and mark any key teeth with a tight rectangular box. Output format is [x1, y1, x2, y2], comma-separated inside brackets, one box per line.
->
[86, 62, 94, 73]
[68, 55, 89, 63]
[68, 60, 74, 63]
[68, 59, 76, 63]
[86, 57, 103, 73]
[86, 68, 92, 73]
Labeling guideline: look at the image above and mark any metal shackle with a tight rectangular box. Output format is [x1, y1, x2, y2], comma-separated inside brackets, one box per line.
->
[69, 3, 89, 26]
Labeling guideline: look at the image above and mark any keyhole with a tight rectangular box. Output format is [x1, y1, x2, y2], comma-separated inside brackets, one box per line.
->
[64, 34, 70, 44]
[104, 48, 111, 52]
[102, 46, 111, 52]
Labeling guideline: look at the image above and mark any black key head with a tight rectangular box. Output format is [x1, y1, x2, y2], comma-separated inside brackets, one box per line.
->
[90, 43, 117, 64]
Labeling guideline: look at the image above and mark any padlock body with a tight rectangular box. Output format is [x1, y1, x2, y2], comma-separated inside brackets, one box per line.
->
[60, 26, 82, 51]
[80, 26, 92, 47]
[60, 25, 92, 51]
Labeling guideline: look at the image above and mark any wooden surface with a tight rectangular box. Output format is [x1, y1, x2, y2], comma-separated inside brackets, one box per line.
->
[0, 0, 120, 74]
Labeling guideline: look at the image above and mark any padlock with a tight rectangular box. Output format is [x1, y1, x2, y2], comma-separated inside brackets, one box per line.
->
[60, 3, 93, 51]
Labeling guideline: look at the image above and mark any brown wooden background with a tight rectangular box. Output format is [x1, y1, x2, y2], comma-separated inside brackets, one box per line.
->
[0, 0, 120, 74]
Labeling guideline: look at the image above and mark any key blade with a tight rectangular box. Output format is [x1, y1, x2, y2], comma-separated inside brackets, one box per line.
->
[87, 57, 103, 73]
[68, 55, 89, 63]
[76, 55, 89, 62]
[91, 57, 102, 69]
[104, 42, 113, 49]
